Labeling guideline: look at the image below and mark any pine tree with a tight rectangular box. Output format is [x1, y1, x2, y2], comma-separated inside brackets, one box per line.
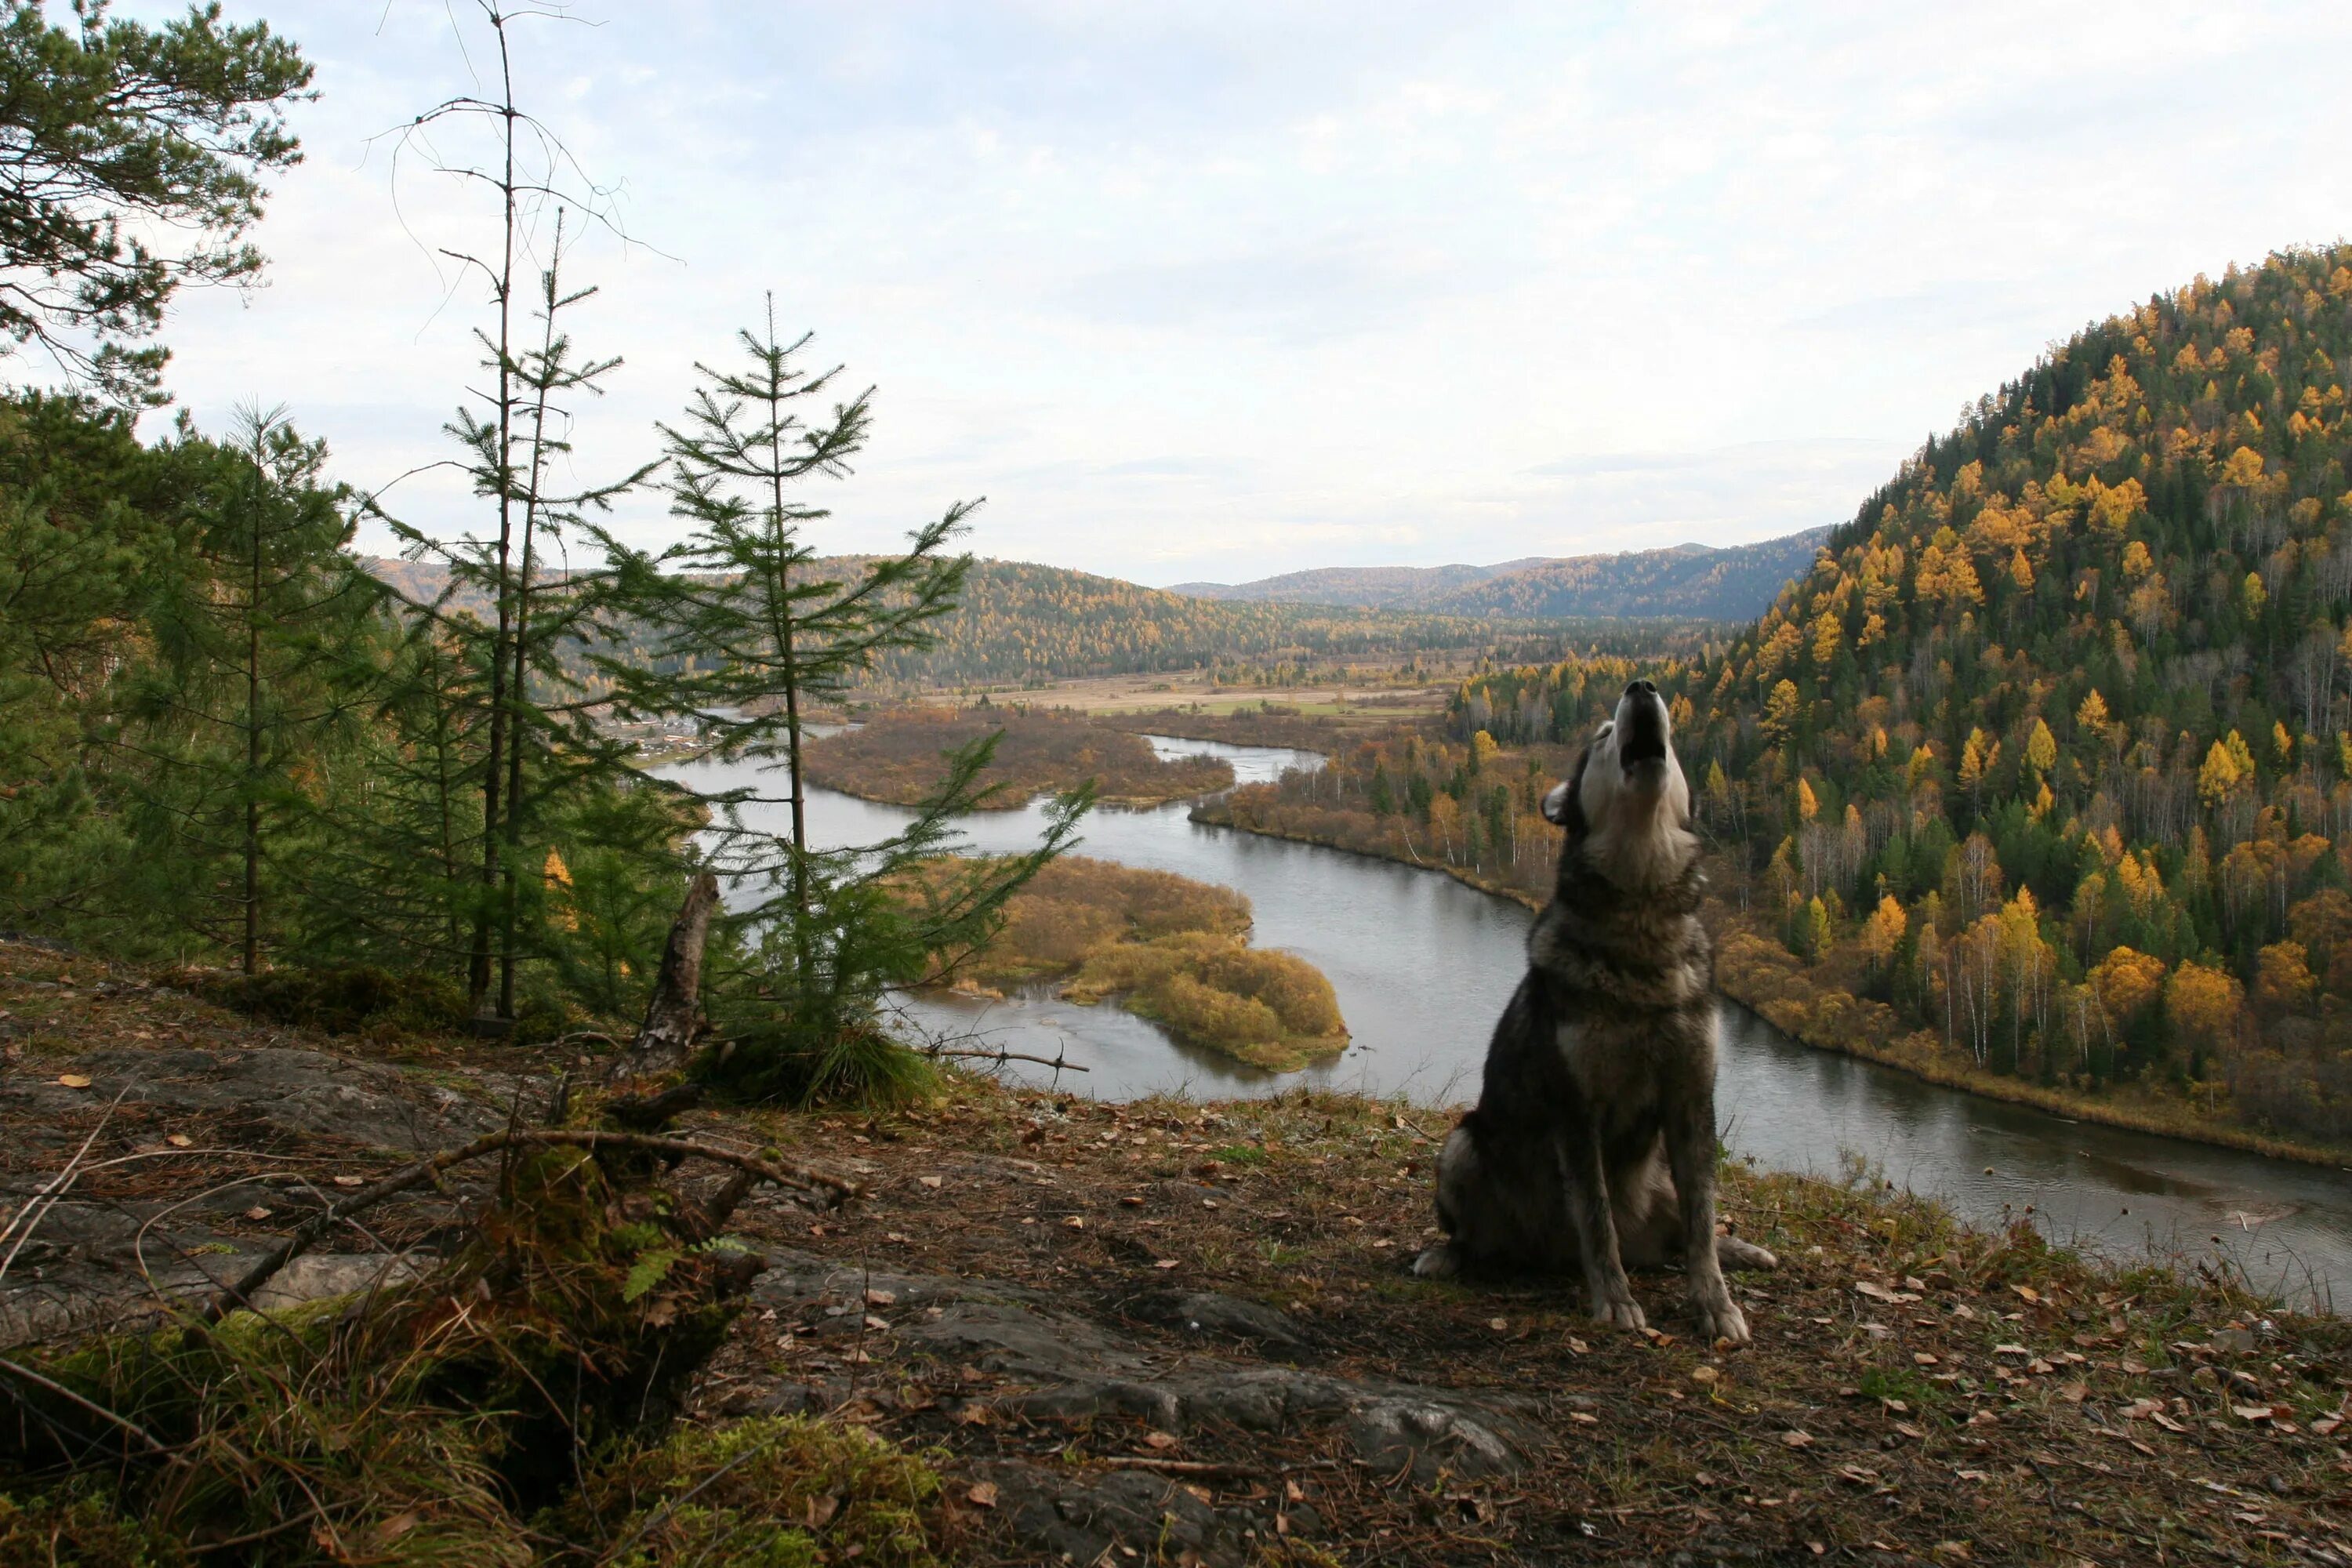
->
[118, 408, 372, 971]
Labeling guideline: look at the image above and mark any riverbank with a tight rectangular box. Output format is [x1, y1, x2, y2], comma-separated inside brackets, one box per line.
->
[1189, 770, 2352, 1171]
[1712, 921, 2352, 1173]
[6, 935, 2349, 1563]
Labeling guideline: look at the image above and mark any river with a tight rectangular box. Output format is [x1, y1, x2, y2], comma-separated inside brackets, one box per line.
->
[665, 735, 2352, 1310]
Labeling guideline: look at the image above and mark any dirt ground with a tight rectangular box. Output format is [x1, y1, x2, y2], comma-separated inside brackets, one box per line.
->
[5, 936, 2352, 1566]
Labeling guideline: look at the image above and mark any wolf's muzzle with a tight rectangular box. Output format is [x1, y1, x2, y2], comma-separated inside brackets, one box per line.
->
[1617, 681, 1668, 767]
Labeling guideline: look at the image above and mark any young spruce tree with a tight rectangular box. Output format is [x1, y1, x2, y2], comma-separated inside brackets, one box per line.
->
[601, 303, 1084, 1102]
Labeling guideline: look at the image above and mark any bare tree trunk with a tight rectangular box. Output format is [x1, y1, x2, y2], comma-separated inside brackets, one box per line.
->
[470, 16, 523, 1024]
[606, 870, 720, 1082]
[243, 451, 264, 976]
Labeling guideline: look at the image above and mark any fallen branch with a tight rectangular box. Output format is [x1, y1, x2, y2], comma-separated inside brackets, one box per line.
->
[924, 1046, 1090, 1073]
[198, 1128, 859, 1326]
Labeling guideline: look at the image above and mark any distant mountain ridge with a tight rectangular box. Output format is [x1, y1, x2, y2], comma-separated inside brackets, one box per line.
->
[1168, 528, 1831, 619]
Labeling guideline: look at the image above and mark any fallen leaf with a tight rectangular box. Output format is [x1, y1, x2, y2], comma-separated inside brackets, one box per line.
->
[919, 1175, 943, 1189]
[1993, 1344, 2032, 1359]
[2232, 1403, 2275, 1422]
[1566, 1337, 1591, 1355]
[2149, 1411, 2188, 1434]
[165, 1133, 193, 1149]
[1780, 1429, 1815, 1449]
[1143, 1431, 1179, 1450]
[1062, 1215, 1085, 1229]
[2312, 1415, 2343, 1436]
[951, 1405, 992, 1428]
[1488, 1317, 1508, 1332]
[1153, 1258, 1181, 1270]
[1690, 1366, 1719, 1385]
[56, 1073, 91, 1088]
[2059, 1382, 2089, 1404]
[244, 1206, 273, 1221]
[2012, 1284, 2041, 1304]
[1567, 1410, 1599, 1425]
[965, 1482, 998, 1509]
[1894, 1422, 1927, 1440]
[1855, 1280, 1898, 1302]
[1914, 1353, 1940, 1367]
[866, 1289, 897, 1307]
[332, 1174, 365, 1188]
[1955, 1468, 1991, 1482]
[1120, 1196, 1144, 1207]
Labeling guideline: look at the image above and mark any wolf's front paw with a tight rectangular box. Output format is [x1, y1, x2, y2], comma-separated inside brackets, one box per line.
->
[1587, 1277, 1646, 1332]
[1411, 1243, 1460, 1279]
[1690, 1290, 1750, 1347]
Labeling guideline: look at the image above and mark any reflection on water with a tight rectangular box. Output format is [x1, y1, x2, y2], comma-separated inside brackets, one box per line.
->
[661, 735, 2352, 1310]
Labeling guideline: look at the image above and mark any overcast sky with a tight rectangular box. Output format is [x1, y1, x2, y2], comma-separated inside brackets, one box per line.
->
[109, 1, 2352, 586]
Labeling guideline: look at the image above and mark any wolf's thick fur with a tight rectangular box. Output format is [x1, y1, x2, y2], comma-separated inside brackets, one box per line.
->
[1414, 680, 1776, 1344]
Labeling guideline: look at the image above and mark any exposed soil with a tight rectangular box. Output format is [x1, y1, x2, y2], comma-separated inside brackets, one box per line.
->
[6, 936, 2352, 1566]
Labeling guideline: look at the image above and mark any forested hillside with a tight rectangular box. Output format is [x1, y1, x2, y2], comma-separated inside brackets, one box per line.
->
[1171, 528, 1828, 619]
[1420, 528, 1831, 620]
[1447, 245, 2352, 1146]
[1167, 560, 1510, 606]
[368, 554, 1581, 690]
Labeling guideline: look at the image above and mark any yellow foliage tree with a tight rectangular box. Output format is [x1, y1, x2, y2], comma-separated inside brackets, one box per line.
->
[2198, 738, 2244, 807]
[2252, 942, 2315, 1015]
[1860, 895, 1907, 969]
[1762, 679, 1800, 742]
[2089, 946, 2165, 1024]
[1810, 610, 1842, 665]
[2075, 688, 2109, 740]
[2024, 717, 2057, 779]
[2164, 960, 2245, 1050]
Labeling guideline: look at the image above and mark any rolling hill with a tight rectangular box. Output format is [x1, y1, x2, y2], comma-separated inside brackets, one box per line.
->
[359, 554, 1615, 691]
[1170, 528, 1830, 619]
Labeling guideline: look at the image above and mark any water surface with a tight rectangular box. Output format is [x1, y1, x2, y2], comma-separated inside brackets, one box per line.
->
[665, 736, 2352, 1308]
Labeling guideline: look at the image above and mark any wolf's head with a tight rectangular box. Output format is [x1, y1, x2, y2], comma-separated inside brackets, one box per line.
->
[1541, 680, 1698, 892]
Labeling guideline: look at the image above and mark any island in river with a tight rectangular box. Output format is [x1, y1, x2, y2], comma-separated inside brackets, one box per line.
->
[908, 854, 1348, 1073]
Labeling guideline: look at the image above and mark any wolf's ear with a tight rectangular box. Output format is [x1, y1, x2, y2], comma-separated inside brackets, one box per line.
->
[1544, 748, 1592, 835]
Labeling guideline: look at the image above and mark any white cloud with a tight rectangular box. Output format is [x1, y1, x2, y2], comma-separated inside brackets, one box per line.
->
[74, 0, 2352, 586]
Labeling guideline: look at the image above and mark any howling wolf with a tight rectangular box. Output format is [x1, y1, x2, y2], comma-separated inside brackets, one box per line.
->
[1414, 679, 1775, 1345]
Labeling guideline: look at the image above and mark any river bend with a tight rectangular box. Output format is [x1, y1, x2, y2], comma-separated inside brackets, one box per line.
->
[665, 735, 2352, 1310]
